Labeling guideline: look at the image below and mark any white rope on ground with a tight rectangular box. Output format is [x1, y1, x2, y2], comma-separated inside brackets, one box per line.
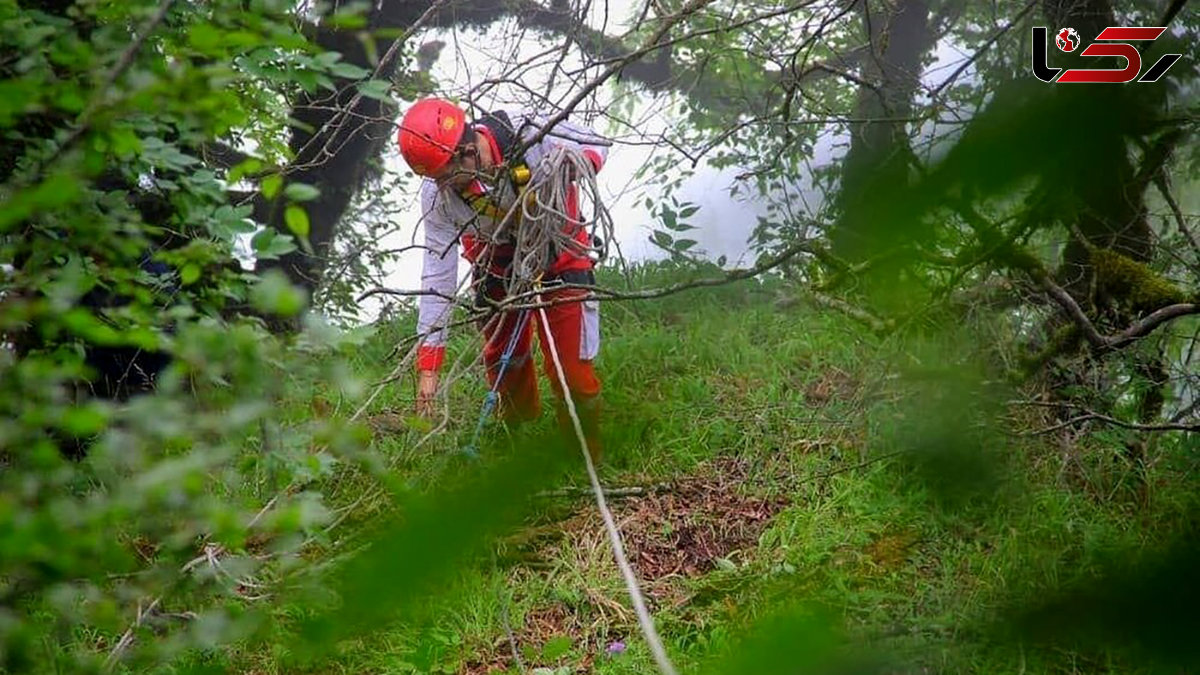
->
[534, 292, 679, 675]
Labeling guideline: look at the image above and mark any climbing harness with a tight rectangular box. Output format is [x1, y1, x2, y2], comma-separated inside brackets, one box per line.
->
[459, 163, 532, 221]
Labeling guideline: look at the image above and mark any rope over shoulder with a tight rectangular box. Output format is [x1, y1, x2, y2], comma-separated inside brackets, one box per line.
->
[510, 145, 614, 288]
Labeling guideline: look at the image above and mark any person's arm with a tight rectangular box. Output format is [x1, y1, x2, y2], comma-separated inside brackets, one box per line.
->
[520, 112, 610, 175]
[415, 181, 459, 416]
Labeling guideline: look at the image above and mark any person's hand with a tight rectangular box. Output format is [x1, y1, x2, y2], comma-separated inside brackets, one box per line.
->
[415, 369, 439, 418]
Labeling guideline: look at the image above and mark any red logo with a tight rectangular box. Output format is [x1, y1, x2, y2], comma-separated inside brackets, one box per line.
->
[1056, 27, 1081, 52]
[1032, 26, 1182, 83]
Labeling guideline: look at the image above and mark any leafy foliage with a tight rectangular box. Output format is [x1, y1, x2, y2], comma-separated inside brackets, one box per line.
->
[0, 0, 389, 671]
[2, 0, 1200, 672]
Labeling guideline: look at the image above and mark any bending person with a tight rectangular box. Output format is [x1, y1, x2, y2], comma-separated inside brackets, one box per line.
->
[397, 98, 608, 461]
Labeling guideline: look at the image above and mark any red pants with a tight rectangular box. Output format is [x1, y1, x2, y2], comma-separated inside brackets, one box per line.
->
[481, 286, 602, 457]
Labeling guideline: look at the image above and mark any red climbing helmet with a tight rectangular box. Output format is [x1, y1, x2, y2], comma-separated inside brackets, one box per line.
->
[397, 98, 467, 177]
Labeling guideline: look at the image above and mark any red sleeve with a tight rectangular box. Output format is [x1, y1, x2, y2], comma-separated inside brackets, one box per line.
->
[582, 148, 604, 173]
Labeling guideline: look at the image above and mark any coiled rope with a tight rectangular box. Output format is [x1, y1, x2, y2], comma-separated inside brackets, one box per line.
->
[505, 145, 613, 291]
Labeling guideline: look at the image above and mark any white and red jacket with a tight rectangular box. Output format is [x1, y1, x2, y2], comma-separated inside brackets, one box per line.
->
[416, 110, 610, 371]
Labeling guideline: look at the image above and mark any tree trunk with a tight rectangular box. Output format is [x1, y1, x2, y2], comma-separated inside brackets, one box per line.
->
[1038, 0, 1172, 481]
[1042, 0, 1155, 298]
[830, 0, 934, 262]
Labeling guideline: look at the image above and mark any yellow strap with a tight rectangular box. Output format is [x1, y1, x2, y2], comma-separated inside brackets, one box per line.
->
[460, 163, 531, 221]
[463, 193, 507, 220]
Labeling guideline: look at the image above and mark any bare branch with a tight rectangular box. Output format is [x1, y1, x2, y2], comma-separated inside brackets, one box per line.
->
[1030, 262, 1200, 351]
[806, 289, 894, 334]
[515, 0, 720, 154]
[929, 0, 1038, 98]
[1155, 174, 1200, 265]
[358, 233, 824, 309]
[1013, 400, 1200, 434]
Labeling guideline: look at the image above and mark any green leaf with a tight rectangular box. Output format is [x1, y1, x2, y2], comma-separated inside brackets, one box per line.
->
[358, 33, 379, 65]
[108, 126, 142, 158]
[228, 158, 263, 183]
[284, 182, 320, 202]
[661, 206, 678, 231]
[229, 218, 257, 234]
[285, 205, 310, 238]
[59, 404, 109, 437]
[225, 31, 262, 48]
[0, 173, 82, 232]
[180, 263, 201, 286]
[329, 61, 370, 79]
[315, 52, 343, 67]
[125, 327, 162, 351]
[675, 239, 698, 251]
[188, 23, 223, 51]
[328, 4, 369, 29]
[61, 308, 122, 346]
[293, 69, 321, 92]
[251, 229, 297, 259]
[541, 635, 572, 661]
[356, 79, 392, 101]
[251, 269, 306, 317]
[140, 137, 198, 171]
[261, 174, 283, 199]
[650, 230, 673, 249]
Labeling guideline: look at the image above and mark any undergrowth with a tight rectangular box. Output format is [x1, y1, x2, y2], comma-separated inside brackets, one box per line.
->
[230, 261, 1199, 675]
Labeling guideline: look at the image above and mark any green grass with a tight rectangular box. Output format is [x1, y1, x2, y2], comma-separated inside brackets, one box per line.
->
[244, 262, 1200, 675]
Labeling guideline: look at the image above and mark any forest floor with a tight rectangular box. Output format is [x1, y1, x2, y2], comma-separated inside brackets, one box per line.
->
[243, 263, 1200, 675]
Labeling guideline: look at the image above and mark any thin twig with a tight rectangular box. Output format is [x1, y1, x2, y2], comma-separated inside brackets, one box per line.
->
[534, 483, 673, 499]
[289, 0, 453, 171]
[514, 0, 716, 156]
[104, 596, 162, 672]
[1011, 400, 1199, 433]
[929, 0, 1037, 98]
[1155, 174, 1200, 266]
[361, 235, 823, 310]
[1025, 262, 1200, 351]
[499, 586, 527, 674]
